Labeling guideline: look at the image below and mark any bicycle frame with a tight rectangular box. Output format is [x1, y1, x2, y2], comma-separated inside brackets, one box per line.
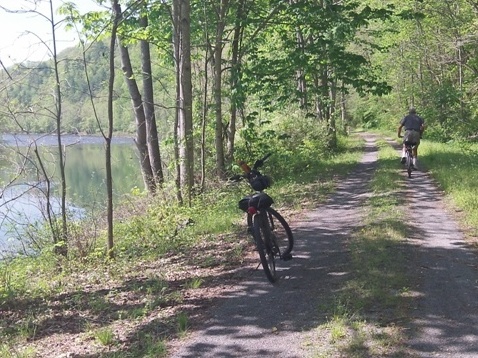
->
[233, 154, 294, 283]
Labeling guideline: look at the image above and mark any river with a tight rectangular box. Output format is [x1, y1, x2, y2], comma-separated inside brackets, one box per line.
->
[0, 133, 143, 255]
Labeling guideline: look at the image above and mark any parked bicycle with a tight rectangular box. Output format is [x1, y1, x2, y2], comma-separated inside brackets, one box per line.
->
[230, 153, 294, 283]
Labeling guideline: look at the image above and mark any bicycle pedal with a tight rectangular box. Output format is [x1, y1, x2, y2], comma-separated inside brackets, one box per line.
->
[282, 253, 293, 261]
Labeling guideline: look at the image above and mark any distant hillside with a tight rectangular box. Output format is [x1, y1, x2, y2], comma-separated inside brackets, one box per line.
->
[0, 41, 175, 135]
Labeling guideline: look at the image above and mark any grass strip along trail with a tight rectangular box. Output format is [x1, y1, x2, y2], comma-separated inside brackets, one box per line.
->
[305, 138, 414, 357]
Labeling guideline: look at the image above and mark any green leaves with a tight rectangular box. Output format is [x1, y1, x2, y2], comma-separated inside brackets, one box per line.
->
[243, 0, 396, 114]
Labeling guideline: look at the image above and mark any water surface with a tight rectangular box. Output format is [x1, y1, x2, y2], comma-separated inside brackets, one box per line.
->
[0, 133, 143, 254]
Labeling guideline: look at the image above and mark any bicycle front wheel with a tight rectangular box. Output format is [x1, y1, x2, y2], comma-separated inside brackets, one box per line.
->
[253, 213, 276, 283]
[266, 208, 293, 260]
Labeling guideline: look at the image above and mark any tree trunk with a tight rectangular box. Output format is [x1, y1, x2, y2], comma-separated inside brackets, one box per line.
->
[200, 31, 209, 191]
[174, 0, 194, 203]
[48, 0, 68, 256]
[140, 12, 164, 189]
[172, 0, 183, 204]
[226, 0, 246, 167]
[106, 0, 121, 258]
[114, 4, 155, 194]
[214, 0, 229, 179]
[292, 0, 307, 110]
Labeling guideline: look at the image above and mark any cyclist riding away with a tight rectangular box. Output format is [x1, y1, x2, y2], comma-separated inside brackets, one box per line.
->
[398, 107, 425, 169]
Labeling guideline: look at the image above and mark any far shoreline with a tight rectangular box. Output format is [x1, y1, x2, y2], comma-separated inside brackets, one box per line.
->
[0, 132, 135, 147]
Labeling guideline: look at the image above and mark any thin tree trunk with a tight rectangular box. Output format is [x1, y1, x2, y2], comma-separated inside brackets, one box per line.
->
[214, 0, 229, 179]
[140, 12, 164, 189]
[172, 0, 183, 204]
[292, 0, 307, 109]
[48, 0, 67, 256]
[179, 0, 194, 203]
[340, 84, 348, 135]
[105, 0, 122, 258]
[200, 28, 209, 190]
[113, 4, 155, 194]
[226, 0, 246, 167]
[173, 0, 194, 203]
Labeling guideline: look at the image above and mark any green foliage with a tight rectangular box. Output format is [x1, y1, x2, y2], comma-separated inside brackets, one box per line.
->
[94, 327, 116, 346]
[355, 0, 478, 142]
[244, 0, 393, 113]
[184, 277, 204, 289]
[0, 39, 175, 135]
[17, 312, 39, 340]
[0, 254, 59, 302]
[176, 312, 189, 335]
[234, 111, 363, 189]
[141, 335, 167, 358]
[0, 345, 36, 358]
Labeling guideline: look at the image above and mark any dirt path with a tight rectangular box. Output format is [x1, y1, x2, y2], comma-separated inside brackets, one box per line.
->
[169, 135, 379, 357]
[404, 164, 478, 357]
[168, 135, 478, 357]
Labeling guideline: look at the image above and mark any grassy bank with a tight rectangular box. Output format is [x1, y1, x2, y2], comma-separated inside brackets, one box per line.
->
[0, 135, 363, 357]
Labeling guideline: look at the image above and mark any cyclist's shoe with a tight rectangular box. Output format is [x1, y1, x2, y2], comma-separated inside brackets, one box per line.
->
[400, 157, 406, 164]
[411, 164, 417, 171]
[282, 252, 293, 261]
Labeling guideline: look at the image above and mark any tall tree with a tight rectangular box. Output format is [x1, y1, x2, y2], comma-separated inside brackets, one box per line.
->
[48, 0, 68, 255]
[363, 0, 478, 140]
[226, 0, 249, 166]
[112, 2, 157, 193]
[106, 0, 121, 257]
[139, 1, 164, 188]
[173, 0, 194, 202]
[212, 0, 230, 179]
[244, 0, 392, 147]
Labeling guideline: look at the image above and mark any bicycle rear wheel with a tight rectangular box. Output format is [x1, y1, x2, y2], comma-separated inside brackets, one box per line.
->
[406, 150, 413, 178]
[266, 208, 293, 260]
[253, 213, 276, 283]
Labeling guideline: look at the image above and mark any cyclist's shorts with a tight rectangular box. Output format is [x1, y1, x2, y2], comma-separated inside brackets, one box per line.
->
[404, 130, 420, 145]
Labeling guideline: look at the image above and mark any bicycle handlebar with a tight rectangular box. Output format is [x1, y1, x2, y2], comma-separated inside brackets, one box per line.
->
[230, 153, 273, 181]
[229, 153, 273, 191]
[252, 153, 272, 170]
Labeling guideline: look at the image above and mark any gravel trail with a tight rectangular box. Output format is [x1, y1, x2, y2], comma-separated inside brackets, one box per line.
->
[169, 135, 379, 357]
[404, 166, 478, 357]
[169, 135, 478, 357]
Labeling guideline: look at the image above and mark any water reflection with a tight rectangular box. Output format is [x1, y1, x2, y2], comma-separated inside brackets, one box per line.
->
[0, 134, 143, 253]
[0, 184, 85, 253]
